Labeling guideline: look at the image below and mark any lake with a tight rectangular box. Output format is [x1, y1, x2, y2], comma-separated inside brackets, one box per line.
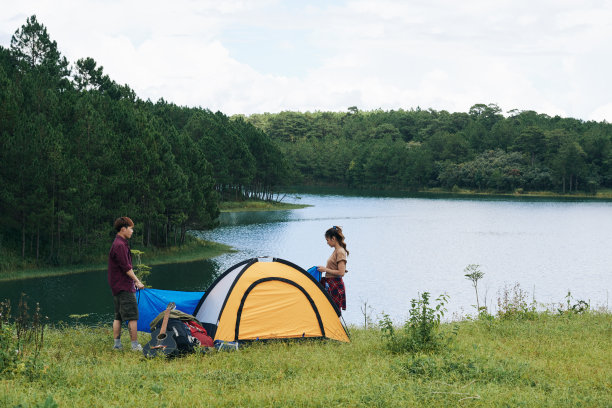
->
[2, 193, 611, 327]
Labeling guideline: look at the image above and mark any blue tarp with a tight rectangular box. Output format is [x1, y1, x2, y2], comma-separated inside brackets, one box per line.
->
[135, 288, 204, 333]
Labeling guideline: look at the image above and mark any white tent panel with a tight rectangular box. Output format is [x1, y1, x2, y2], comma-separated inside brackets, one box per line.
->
[194, 264, 246, 325]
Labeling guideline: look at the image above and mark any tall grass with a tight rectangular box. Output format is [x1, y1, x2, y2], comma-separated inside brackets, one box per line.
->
[2, 283, 610, 407]
[1, 310, 610, 407]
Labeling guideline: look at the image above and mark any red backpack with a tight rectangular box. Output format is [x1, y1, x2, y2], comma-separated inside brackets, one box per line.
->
[185, 320, 214, 347]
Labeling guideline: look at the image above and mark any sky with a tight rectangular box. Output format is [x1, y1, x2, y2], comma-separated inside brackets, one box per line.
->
[2, 0, 612, 121]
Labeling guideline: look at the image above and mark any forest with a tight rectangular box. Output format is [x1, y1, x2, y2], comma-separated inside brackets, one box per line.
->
[2, 15, 612, 271]
[0, 16, 286, 269]
[244, 106, 612, 194]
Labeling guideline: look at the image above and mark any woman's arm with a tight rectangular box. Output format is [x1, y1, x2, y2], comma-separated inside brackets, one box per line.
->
[318, 260, 346, 277]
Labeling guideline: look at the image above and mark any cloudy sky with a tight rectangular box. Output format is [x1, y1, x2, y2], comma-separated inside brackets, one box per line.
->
[2, 0, 612, 121]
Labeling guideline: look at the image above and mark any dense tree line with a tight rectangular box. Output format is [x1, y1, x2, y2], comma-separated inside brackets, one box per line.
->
[245, 105, 612, 194]
[0, 16, 287, 268]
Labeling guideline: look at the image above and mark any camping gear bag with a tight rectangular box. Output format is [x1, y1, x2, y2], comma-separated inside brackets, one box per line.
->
[152, 318, 194, 355]
[185, 320, 214, 347]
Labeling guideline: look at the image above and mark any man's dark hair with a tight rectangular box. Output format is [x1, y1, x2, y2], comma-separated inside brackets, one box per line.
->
[113, 217, 134, 232]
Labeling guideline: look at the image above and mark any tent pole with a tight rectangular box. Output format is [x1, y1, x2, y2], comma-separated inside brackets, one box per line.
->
[341, 315, 351, 339]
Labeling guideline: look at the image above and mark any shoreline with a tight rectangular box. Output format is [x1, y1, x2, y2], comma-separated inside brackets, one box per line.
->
[285, 185, 612, 201]
[0, 238, 234, 283]
[219, 200, 311, 212]
[0, 200, 309, 282]
[421, 187, 612, 200]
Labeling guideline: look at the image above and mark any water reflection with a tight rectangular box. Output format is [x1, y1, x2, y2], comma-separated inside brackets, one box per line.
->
[145, 259, 220, 291]
[219, 210, 294, 226]
[1, 259, 220, 327]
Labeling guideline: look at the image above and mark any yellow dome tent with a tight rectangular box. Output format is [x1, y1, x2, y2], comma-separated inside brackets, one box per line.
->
[193, 258, 350, 343]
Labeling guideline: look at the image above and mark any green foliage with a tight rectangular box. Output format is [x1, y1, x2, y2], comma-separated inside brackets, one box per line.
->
[37, 396, 59, 408]
[130, 249, 151, 287]
[464, 264, 485, 313]
[557, 291, 590, 315]
[248, 105, 612, 196]
[496, 283, 538, 320]
[395, 352, 532, 386]
[0, 16, 288, 271]
[0, 295, 48, 381]
[380, 292, 455, 353]
[359, 299, 375, 330]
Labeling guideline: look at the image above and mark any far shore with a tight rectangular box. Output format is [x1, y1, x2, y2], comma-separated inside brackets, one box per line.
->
[421, 187, 612, 200]
[288, 185, 612, 200]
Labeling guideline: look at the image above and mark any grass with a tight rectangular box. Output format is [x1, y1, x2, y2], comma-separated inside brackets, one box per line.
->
[2, 312, 610, 407]
[219, 199, 311, 212]
[0, 237, 233, 282]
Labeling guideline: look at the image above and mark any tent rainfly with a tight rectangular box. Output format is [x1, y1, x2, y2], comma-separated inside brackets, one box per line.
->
[192, 257, 350, 343]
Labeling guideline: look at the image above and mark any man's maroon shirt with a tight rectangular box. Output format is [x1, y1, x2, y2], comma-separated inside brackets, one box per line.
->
[108, 235, 135, 295]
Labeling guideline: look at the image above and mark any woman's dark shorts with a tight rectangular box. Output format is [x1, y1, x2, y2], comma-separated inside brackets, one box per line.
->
[113, 291, 139, 321]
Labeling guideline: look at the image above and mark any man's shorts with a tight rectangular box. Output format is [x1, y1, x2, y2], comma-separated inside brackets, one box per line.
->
[113, 291, 139, 321]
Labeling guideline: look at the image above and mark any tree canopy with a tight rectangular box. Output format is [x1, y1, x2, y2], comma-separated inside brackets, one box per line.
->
[0, 16, 287, 269]
[245, 105, 612, 194]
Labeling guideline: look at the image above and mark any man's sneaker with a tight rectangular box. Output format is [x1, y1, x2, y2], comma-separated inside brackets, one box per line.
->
[131, 343, 143, 352]
[113, 345, 123, 350]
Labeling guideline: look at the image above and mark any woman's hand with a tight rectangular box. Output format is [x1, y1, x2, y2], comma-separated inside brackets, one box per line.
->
[323, 261, 346, 277]
[317, 266, 326, 273]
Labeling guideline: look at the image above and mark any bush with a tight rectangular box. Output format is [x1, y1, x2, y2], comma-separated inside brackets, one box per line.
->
[557, 291, 590, 315]
[130, 249, 151, 286]
[496, 283, 537, 320]
[380, 292, 456, 353]
[0, 295, 48, 380]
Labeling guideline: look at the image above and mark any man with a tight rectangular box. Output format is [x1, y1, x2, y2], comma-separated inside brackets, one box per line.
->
[108, 216, 145, 351]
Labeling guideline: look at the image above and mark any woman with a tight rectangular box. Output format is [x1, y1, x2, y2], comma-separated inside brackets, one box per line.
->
[318, 226, 348, 314]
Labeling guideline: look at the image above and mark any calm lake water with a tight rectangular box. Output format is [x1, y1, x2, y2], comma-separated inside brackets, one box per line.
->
[2, 193, 611, 327]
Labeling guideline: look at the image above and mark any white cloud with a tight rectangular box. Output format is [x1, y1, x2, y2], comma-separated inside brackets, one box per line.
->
[2, 0, 612, 120]
[589, 103, 612, 123]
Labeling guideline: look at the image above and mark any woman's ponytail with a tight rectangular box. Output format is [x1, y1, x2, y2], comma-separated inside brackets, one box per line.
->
[325, 226, 349, 255]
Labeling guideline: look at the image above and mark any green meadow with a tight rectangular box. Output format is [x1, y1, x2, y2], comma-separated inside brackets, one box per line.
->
[2, 311, 610, 407]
